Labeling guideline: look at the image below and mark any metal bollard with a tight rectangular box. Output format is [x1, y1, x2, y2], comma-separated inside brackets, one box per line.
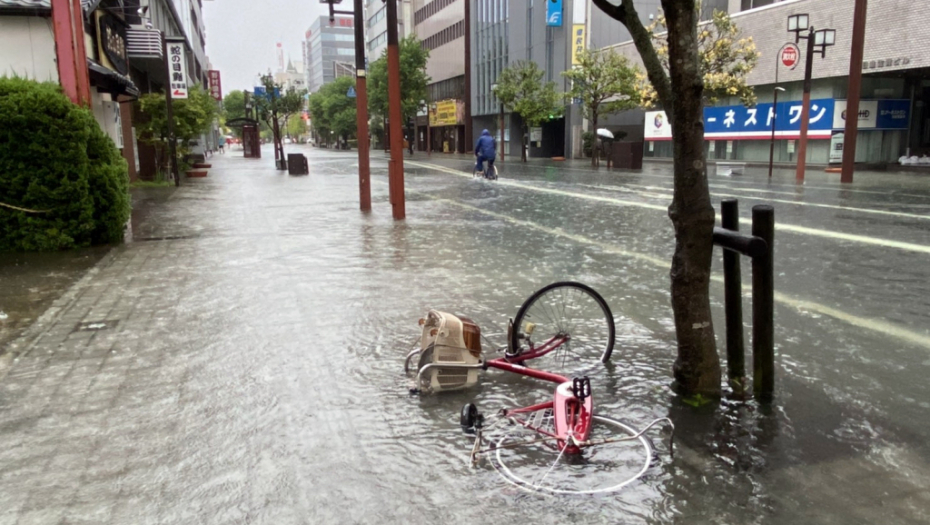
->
[721, 199, 746, 387]
[752, 205, 775, 400]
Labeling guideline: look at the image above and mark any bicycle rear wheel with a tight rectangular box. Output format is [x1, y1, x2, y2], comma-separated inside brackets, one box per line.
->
[490, 414, 654, 495]
[509, 282, 615, 375]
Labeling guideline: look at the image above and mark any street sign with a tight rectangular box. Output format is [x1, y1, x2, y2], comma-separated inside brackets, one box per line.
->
[781, 43, 800, 70]
[167, 42, 189, 98]
[347, 86, 357, 98]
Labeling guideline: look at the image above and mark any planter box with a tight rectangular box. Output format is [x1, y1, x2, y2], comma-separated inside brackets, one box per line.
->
[185, 170, 208, 178]
[193, 163, 212, 169]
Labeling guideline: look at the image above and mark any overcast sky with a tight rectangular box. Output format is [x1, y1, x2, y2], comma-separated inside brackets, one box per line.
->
[203, 0, 335, 93]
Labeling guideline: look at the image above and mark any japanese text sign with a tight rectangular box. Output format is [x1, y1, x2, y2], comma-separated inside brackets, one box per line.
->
[571, 25, 585, 65]
[167, 42, 188, 99]
[546, 0, 563, 27]
[208, 70, 222, 101]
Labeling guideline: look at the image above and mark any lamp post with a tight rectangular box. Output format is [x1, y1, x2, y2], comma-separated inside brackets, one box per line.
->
[768, 87, 786, 178]
[788, 13, 835, 183]
[491, 83, 504, 162]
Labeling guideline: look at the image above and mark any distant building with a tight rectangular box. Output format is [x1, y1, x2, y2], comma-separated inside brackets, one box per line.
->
[365, 0, 412, 62]
[304, 15, 357, 93]
[275, 59, 306, 92]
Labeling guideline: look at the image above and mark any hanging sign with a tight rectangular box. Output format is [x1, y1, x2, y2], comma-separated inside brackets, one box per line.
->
[167, 42, 189, 99]
[208, 70, 222, 101]
[571, 24, 585, 65]
[95, 12, 128, 75]
[546, 0, 563, 27]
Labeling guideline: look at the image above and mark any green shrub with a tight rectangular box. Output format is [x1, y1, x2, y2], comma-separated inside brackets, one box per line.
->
[0, 77, 129, 251]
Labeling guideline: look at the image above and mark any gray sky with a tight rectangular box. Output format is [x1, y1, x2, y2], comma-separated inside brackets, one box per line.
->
[203, 0, 335, 93]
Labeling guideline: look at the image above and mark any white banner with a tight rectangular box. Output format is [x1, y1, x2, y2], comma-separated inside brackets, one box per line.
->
[833, 100, 878, 130]
[644, 111, 672, 140]
[167, 42, 189, 99]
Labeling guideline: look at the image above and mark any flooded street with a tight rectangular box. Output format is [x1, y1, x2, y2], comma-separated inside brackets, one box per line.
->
[1, 146, 929, 523]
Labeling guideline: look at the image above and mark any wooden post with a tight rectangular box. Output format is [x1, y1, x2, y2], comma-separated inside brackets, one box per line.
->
[841, 0, 868, 184]
[386, 0, 405, 220]
[752, 205, 775, 400]
[352, 0, 371, 211]
[721, 199, 745, 389]
[163, 37, 180, 186]
[796, 27, 816, 183]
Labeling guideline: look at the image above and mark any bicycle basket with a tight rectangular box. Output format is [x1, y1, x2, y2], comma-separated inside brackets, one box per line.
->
[416, 310, 483, 392]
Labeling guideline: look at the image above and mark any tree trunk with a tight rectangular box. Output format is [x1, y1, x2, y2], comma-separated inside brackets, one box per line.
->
[591, 111, 598, 167]
[664, 0, 720, 397]
[521, 123, 528, 162]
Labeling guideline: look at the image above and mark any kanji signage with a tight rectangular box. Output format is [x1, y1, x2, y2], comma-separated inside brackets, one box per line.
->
[571, 24, 585, 65]
[95, 12, 128, 75]
[167, 42, 189, 99]
[208, 70, 222, 101]
[780, 43, 800, 69]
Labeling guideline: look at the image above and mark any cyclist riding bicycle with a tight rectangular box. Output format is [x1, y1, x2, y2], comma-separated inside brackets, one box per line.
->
[474, 129, 497, 179]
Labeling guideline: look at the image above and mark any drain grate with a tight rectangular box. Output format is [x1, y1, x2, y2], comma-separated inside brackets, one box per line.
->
[74, 320, 119, 332]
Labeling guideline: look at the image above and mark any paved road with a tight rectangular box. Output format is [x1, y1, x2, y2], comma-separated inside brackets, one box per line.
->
[1, 146, 928, 524]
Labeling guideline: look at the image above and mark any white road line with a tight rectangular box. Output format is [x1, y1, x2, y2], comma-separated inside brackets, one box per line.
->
[407, 161, 930, 256]
[406, 188, 930, 351]
[577, 183, 930, 221]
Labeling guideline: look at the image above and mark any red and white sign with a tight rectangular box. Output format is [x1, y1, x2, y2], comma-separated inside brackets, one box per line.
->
[167, 42, 189, 99]
[781, 43, 800, 70]
[208, 70, 222, 101]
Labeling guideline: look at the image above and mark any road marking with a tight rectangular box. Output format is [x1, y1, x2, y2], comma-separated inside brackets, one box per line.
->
[577, 183, 930, 221]
[407, 161, 930, 256]
[404, 187, 930, 352]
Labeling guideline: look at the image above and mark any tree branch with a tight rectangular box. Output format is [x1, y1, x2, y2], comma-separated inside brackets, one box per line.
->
[592, 0, 675, 118]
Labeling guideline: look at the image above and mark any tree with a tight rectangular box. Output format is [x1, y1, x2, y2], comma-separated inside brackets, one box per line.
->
[137, 85, 217, 175]
[368, 35, 430, 139]
[591, 0, 722, 398]
[253, 75, 306, 163]
[637, 7, 759, 108]
[222, 90, 246, 138]
[493, 60, 564, 162]
[307, 76, 358, 147]
[562, 49, 640, 166]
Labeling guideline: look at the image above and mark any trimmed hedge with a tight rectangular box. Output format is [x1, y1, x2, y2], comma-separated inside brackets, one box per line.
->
[0, 77, 130, 251]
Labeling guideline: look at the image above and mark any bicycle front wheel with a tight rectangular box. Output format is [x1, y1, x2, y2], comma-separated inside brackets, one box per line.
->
[510, 282, 615, 375]
[490, 414, 654, 495]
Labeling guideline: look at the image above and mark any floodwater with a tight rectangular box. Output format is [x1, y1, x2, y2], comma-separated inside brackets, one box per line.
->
[1, 146, 929, 523]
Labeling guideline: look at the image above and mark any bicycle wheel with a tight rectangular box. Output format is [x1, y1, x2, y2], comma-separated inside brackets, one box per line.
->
[509, 282, 615, 375]
[489, 414, 654, 495]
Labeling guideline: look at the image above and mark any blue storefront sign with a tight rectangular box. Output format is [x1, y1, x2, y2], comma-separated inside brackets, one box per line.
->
[704, 98, 836, 140]
[546, 0, 563, 27]
[646, 98, 910, 141]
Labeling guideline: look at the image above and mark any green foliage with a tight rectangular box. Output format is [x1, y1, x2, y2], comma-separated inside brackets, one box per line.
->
[307, 76, 358, 143]
[563, 48, 640, 125]
[223, 90, 246, 138]
[253, 77, 305, 131]
[368, 35, 430, 125]
[0, 77, 129, 252]
[136, 85, 217, 173]
[494, 61, 564, 130]
[641, 6, 759, 107]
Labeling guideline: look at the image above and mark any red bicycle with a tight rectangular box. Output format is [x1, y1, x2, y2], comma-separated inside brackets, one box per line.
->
[405, 282, 673, 495]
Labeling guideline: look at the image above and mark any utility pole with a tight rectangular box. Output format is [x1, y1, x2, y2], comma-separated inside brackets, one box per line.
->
[386, 0, 405, 220]
[795, 27, 816, 184]
[352, 0, 371, 211]
[841, 0, 868, 184]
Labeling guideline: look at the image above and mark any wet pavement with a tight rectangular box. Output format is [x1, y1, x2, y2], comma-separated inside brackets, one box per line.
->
[1, 145, 929, 524]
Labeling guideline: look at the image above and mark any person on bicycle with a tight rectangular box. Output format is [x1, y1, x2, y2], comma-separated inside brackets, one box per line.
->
[474, 129, 496, 178]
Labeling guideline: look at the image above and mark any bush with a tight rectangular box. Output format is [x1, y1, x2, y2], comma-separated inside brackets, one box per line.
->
[0, 77, 129, 251]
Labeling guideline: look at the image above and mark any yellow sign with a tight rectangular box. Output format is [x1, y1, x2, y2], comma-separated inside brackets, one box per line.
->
[430, 99, 459, 127]
[571, 24, 586, 65]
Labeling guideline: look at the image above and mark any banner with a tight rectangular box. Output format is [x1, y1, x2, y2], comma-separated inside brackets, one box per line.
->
[167, 42, 188, 99]
[208, 70, 222, 101]
[571, 24, 585, 65]
[430, 99, 461, 127]
[546, 0, 563, 27]
[834, 99, 910, 130]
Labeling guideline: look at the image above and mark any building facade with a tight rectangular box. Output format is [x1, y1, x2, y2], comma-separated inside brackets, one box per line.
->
[601, 0, 930, 165]
[471, 0, 579, 159]
[365, 0, 411, 62]
[414, 0, 468, 153]
[305, 15, 357, 93]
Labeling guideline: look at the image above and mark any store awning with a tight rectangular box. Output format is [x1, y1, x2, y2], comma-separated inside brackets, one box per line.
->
[87, 59, 140, 98]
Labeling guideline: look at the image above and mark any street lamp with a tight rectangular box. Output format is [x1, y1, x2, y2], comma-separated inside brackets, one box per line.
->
[491, 83, 504, 162]
[788, 13, 835, 183]
[768, 87, 786, 178]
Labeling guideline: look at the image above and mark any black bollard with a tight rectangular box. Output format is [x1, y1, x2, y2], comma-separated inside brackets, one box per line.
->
[752, 205, 775, 400]
[721, 199, 745, 388]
